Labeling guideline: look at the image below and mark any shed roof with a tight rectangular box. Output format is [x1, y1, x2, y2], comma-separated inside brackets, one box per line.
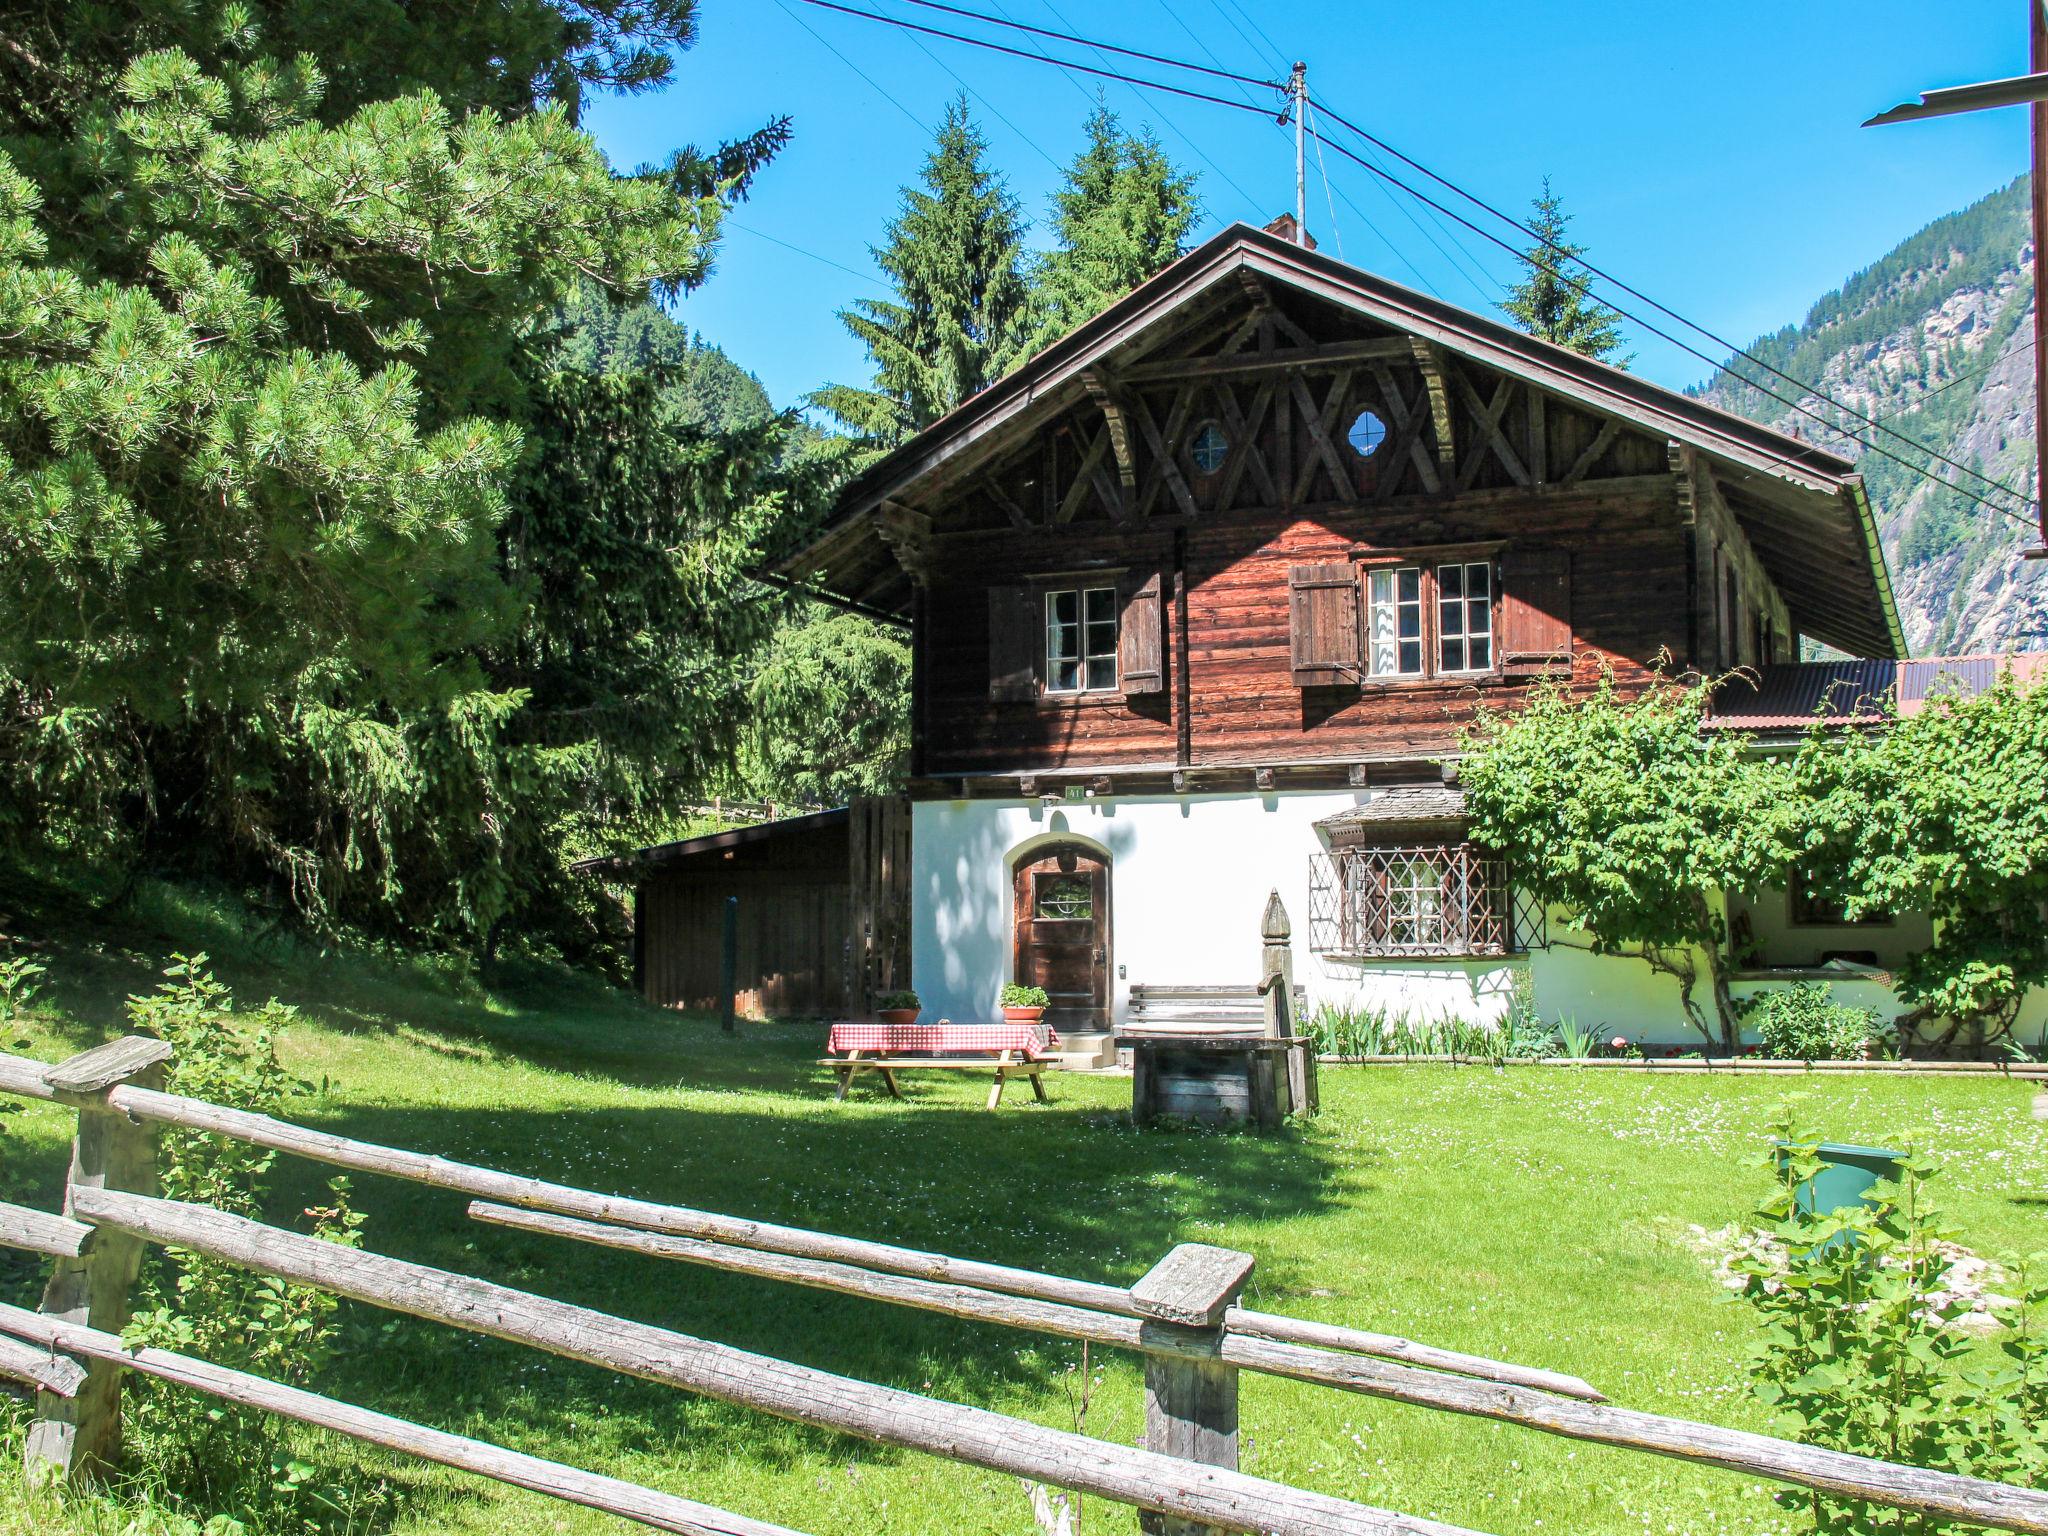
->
[777, 221, 1903, 657]
[570, 807, 848, 877]
[1704, 655, 2047, 730]
[1315, 785, 1469, 835]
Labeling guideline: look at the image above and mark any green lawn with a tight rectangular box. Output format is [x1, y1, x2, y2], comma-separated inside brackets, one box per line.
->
[2, 888, 2044, 1536]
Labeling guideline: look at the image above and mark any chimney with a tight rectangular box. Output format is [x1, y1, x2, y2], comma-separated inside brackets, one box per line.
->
[1263, 212, 1317, 251]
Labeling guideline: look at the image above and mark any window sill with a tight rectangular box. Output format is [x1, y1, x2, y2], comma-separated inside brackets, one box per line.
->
[1315, 948, 1524, 963]
[1034, 691, 1129, 711]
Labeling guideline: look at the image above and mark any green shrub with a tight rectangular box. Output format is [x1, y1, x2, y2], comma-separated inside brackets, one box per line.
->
[999, 983, 1048, 1009]
[876, 989, 920, 1011]
[118, 955, 368, 1528]
[1555, 1016, 1596, 1058]
[1734, 1103, 2048, 1530]
[1746, 983, 1885, 1061]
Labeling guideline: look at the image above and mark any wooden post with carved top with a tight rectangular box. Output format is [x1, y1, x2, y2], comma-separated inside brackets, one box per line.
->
[24, 1035, 173, 1486]
[1133, 1243, 1255, 1536]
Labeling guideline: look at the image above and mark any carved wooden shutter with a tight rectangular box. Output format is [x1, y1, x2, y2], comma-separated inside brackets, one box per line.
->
[1501, 548, 1572, 675]
[1288, 563, 1362, 685]
[1118, 571, 1166, 696]
[988, 585, 1039, 701]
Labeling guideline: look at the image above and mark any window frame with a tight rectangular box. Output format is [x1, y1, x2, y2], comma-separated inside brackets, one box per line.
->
[1309, 840, 1523, 958]
[1354, 545, 1504, 686]
[1041, 583, 1121, 697]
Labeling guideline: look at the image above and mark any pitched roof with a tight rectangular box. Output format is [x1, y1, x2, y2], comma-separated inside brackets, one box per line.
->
[1704, 655, 2048, 730]
[778, 221, 1903, 657]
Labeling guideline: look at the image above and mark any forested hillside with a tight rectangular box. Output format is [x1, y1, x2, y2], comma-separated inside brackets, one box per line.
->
[1696, 177, 2046, 654]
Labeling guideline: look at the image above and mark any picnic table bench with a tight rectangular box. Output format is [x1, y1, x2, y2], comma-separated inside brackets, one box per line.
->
[821, 1022, 1058, 1109]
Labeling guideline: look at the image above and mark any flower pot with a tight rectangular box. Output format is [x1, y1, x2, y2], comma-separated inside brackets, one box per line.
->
[877, 1008, 920, 1027]
[1001, 1006, 1046, 1026]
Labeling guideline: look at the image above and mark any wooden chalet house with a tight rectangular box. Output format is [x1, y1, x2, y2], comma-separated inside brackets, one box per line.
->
[772, 220, 1990, 1050]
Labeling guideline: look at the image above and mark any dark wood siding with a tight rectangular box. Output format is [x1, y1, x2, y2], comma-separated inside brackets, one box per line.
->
[918, 482, 1688, 775]
[631, 799, 911, 1019]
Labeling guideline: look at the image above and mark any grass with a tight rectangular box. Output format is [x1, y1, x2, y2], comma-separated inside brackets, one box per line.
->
[2, 883, 2045, 1536]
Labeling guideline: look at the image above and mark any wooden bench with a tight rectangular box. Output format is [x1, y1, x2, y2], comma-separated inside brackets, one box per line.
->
[818, 1047, 1051, 1109]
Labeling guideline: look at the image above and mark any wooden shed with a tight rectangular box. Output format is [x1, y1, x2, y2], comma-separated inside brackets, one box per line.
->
[579, 798, 910, 1020]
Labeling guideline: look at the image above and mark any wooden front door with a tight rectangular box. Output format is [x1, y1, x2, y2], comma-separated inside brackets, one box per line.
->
[1012, 845, 1110, 1031]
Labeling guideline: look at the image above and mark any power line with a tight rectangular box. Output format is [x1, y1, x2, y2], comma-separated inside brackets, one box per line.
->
[1305, 98, 1343, 260]
[1309, 98, 2037, 514]
[1303, 129, 2040, 532]
[869, 2, 1065, 172]
[801, 0, 1281, 117]
[886, 0, 1281, 88]
[1873, 336, 2035, 421]
[771, 0, 930, 133]
[1024, 0, 1271, 223]
[798, 0, 2038, 528]
[725, 218, 889, 289]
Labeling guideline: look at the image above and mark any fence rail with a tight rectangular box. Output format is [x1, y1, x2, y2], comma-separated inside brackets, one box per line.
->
[4, 1038, 2048, 1536]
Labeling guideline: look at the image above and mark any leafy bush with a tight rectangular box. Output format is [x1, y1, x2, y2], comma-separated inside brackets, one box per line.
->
[999, 983, 1049, 1009]
[1734, 1104, 2048, 1530]
[876, 989, 920, 1011]
[119, 955, 368, 1527]
[1746, 983, 1884, 1061]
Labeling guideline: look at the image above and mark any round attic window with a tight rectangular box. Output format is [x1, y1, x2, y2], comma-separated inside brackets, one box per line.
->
[1190, 421, 1230, 474]
[1347, 409, 1388, 457]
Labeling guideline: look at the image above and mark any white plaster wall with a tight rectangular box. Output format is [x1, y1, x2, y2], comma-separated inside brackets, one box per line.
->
[907, 793, 2048, 1042]
[912, 790, 1530, 1030]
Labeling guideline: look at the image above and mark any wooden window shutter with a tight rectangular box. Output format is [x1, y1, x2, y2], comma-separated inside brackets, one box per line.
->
[988, 584, 1039, 702]
[1288, 563, 1362, 686]
[1501, 548, 1572, 675]
[1118, 571, 1166, 696]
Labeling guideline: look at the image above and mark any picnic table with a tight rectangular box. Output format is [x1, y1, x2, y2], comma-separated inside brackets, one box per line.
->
[821, 1022, 1059, 1108]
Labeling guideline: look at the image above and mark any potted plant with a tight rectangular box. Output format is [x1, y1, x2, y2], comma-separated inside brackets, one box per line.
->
[1000, 983, 1049, 1025]
[876, 989, 921, 1026]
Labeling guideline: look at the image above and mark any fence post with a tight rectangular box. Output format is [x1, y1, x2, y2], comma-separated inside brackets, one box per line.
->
[24, 1035, 173, 1486]
[1131, 1243, 1255, 1536]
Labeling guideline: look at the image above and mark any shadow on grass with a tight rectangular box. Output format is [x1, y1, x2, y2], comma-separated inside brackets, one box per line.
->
[257, 1083, 1348, 1484]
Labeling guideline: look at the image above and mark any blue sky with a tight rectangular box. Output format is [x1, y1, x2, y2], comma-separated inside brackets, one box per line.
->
[585, 1, 2032, 411]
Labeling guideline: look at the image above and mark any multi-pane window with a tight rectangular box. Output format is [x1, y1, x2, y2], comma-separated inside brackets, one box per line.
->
[1309, 844, 1530, 957]
[1367, 566, 1424, 676]
[1361, 559, 1496, 681]
[1046, 587, 1119, 693]
[1436, 562, 1493, 673]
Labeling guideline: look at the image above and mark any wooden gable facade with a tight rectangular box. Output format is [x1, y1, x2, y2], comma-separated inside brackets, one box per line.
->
[782, 225, 1904, 795]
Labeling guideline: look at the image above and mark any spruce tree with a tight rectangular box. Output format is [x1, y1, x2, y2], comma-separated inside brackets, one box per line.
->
[812, 95, 1031, 442]
[1028, 103, 1200, 352]
[1501, 179, 1630, 366]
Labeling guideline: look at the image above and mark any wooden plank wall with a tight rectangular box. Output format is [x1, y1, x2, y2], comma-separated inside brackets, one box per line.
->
[639, 872, 849, 1019]
[846, 796, 913, 1014]
[918, 482, 1688, 774]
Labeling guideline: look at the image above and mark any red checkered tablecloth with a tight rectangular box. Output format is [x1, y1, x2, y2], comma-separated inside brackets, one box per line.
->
[826, 1022, 1058, 1059]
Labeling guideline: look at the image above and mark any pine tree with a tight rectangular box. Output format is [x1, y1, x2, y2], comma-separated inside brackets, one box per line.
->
[812, 95, 1031, 442]
[1027, 103, 1200, 353]
[1501, 179, 1630, 366]
[0, 0, 791, 947]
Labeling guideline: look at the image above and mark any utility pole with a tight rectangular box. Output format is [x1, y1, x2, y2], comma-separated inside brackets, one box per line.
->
[1866, 1, 2048, 556]
[1291, 62, 1307, 245]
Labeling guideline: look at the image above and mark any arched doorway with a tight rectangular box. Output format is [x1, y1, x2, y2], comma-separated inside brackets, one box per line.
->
[1011, 840, 1111, 1031]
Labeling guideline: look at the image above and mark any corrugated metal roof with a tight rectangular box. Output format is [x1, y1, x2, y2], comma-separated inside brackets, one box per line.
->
[1707, 655, 2045, 730]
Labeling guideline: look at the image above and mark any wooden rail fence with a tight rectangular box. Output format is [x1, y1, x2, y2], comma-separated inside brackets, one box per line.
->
[3, 1037, 2048, 1536]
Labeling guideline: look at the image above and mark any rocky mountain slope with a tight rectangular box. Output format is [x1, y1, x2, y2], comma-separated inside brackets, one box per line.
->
[1696, 176, 2045, 655]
